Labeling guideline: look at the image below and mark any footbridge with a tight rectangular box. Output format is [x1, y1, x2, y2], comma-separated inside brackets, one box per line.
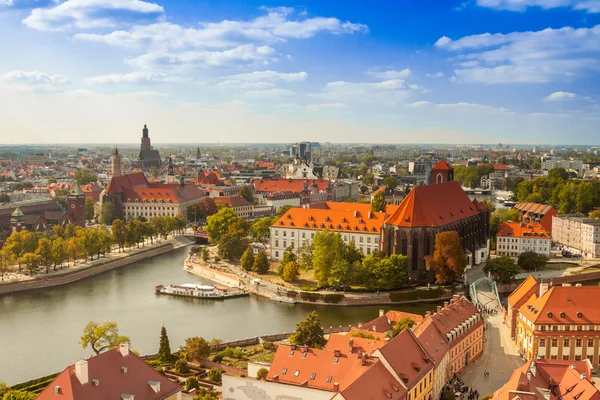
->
[470, 276, 502, 309]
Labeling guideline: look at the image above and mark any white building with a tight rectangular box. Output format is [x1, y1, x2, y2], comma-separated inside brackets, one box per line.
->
[269, 202, 397, 260]
[496, 222, 551, 257]
[552, 215, 600, 258]
[264, 192, 301, 211]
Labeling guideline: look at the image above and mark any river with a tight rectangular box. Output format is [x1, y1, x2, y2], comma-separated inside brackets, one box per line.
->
[0, 246, 441, 385]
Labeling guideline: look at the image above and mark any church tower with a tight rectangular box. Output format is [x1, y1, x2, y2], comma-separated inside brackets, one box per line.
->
[67, 184, 86, 226]
[165, 156, 177, 183]
[430, 159, 454, 184]
[196, 147, 201, 160]
[141, 124, 151, 152]
[111, 148, 122, 177]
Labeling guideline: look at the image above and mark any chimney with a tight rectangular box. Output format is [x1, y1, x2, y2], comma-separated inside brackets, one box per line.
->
[527, 372, 532, 381]
[530, 362, 537, 377]
[539, 282, 549, 298]
[358, 323, 362, 328]
[333, 382, 340, 392]
[334, 349, 341, 357]
[563, 283, 572, 287]
[372, 325, 377, 332]
[379, 309, 385, 317]
[581, 373, 587, 381]
[349, 338, 354, 354]
[119, 343, 129, 357]
[571, 364, 577, 370]
[444, 302, 449, 308]
[437, 306, 442, 313]
[75, 360, 89, 385]
[426, 311, 432, 317]
[575, 283, 582, 287]
[361, 352, 367, 366]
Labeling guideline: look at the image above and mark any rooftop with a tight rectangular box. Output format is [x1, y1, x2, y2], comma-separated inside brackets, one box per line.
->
[498, 221, 550, 238]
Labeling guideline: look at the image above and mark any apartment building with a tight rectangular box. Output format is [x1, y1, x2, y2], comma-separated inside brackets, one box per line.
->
[496, 222, 551, 257]
[552, 215, 600, 258]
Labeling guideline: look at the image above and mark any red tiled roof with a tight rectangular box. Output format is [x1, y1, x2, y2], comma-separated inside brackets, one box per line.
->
[37, 346, 182, 400]
[385, 310, 424, 325]
[493, 164, 509, 171]
[519, 286, 600, 324]
[348, 328, 389, 341]
[324, 334, 386, 356]
[252, 178, 329, 193]
[498, 222, 550, 239]
[384, 181, 479, 227]
[105, 172, 148, 194]
[123, 184, 204, 204]
[430, 295, 481, 338]
[215, 196, 251, 208]
[507, 275, 539, 309]
[432, 159, 453, 171]
[413, 316, 450, 365]
[340, 361, 406, 400]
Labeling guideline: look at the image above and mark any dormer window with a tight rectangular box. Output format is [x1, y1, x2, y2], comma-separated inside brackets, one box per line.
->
[310, 373, 316, 380]
[326, 376, 333, 383]
[577, 312, 583, 318]
[560, 312, 566, 318]
[547, 312, 553, 318]
[294, 370, 300, 377]
[282, 368, 288, 374]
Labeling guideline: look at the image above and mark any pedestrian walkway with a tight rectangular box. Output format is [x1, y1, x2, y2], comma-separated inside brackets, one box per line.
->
[460, 283, 523, 395]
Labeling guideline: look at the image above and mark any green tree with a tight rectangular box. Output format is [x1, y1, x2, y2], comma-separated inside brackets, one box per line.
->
[67, 236, 81, 265]
[281, 261, 300, 282]
[0, 249, 15, 281]
[51, 237, 67, 270]
[175, 358, 190, 374]
[370, 191, 386, 212]
[75, 168, 97, 185]
[218, 232, 249, 262]
[278, 248, 297, 275]
[256, 368, 268, 380]
[289, 311, 326, 349]
[201, 247, 209, 262]
[2, 390, 36, 400]
[4, 231, 25, 272]
[99, 202, 115, 225]
[85, 197, 95, 221]
[238, 185, 254, 203]
[253, 251, 270, 274]
[185, 377, 200, 391]
[207, 368, 222, 382]
[111, 219, 126, 252]
[0, 193, 10, 203]
[18, 253, 41, 276]
[425, 231, 467, 284]
[185, 337, 211, 361]
[250, 217, 274, 243]
[206, 208, 239, 243]
[157, 325, 173, 363]
[198, 197, 218, 218]
[590, 210, 600, 219]
[80, 321, 130, 355]
[311, 231, 360, 287]
[275, 205, 293, 218]
[0, 382, 8, 397]
[240, 247, 255, 271]
[391, 317, 416, 337]
[517, 251, 548, 271]
[363, 174, 374, 185]
[382, 176, 399, 190]
[484, 256, 520, 284]
[358, 253, 408, 289]
[35, 237, 53, 274]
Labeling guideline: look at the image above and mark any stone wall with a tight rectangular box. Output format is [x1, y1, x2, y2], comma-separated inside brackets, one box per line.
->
[0, 243, 176, 296]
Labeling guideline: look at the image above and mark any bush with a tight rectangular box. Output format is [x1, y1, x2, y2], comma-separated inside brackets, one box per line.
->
[185, 376, 200, 391]
[299, 292, 321, 302]
[300, 286, 319, 291]
[256, 368, 269, 380]
[286, 290, 298, 299]
[323, 294, 344, 303]
[212, 352, 224, 363]
[190, 246, 202, 254]
[207, 368, 222, 383]
[175, 358, 190, 374]
[262, 341, 276, 351]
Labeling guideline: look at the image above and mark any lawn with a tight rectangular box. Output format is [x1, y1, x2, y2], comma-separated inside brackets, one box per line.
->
[544, 262, 579, 271]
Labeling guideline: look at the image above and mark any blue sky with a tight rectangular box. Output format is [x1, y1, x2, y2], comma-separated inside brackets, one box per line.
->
[0, 0, 599, 144]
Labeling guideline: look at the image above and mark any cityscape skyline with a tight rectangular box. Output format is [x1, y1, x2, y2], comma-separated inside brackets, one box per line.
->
[1, 0, 599, 144]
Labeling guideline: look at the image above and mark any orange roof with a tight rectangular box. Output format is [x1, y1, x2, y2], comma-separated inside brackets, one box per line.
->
[324, 333, 386, 356]
[340, 361, 405, 400]
[507, 275, 540, 309]
[252, 178, 329, 193]
[384, 181, 479, 227]
[413, 315, 450, 365]
[519, 285, 600, 324]
[385, 310, 424, 325]
[430, 295, 481, 339]
[493, 164, 509, 171]
[272, 203, 394, 233]
[267, 344, 373, 392]
[432, 159, 453, 171]
[498, 221, 550, 239]
[123, 184, 204, 204]
[215, 196, 251, 208]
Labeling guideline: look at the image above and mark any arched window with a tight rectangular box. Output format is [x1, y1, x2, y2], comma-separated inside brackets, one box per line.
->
[436, 173, 443, 184]
[412, 235, 419, 271]
[401, 231, 408, 256]
[425, 233, 433, 256]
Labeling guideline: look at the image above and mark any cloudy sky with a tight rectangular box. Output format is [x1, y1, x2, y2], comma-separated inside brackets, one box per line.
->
[0, 0, 599, 144]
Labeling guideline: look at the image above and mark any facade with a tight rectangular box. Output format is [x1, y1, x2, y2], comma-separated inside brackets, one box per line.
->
[252, 178, 332, 205]
[290, 141, 313, 163]
[332, 180, 361, 202]
[430, 295, 484, 376]
[552, 215, 600, 258]
[264, 192, 301, 211]
[269, 202, 398, 261]
[541, 158, 584, 176]
[214, 196, 253, 219]
[506, 275, 540, 340]
[413, 315, 450, 400]
[101, 172, 204, 222]
[138, 124, 162, 168]
[382, 172, 490, 281]
[514, 282, 600, 368]
[492, 359, 600, 400]
[514, 202, 558, 233]
[37, 344, 182, 400]
[496, 222, 551, 257]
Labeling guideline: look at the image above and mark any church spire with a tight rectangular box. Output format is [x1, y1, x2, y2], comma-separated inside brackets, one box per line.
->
[112, 147, 122, 177]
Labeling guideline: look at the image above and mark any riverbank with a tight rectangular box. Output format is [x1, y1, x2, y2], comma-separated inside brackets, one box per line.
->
[0, 236, 194, 296]
[185, 257, 456, 307]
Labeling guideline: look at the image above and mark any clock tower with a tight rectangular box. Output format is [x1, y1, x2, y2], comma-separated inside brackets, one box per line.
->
[67, 184, 86, 226]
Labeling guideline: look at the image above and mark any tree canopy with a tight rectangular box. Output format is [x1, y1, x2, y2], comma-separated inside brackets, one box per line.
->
[75, 168, 98, 185]
[185, 337, 211, 361]
[370, 191, 386, 212]
[289, 311, 327, 349]
[80, 321, 130, 355]
[391, 317, 416, 337]
[206, 207, 238, 243]
[484, 256, 520, 284]
[517, 251, 548, 271]
[425, 231, 467, 284]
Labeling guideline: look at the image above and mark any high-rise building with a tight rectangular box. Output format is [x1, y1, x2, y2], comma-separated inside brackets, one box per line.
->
[138, 124, 161, 168]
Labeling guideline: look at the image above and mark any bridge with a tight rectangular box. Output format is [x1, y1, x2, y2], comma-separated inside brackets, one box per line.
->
[183, 229, 209, 243]
[470, 276, 502, 310]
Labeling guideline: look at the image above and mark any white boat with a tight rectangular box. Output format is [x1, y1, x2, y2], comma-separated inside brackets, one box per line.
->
[155, 283, 225, 299]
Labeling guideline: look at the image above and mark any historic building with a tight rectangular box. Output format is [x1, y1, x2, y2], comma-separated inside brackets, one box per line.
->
[552, 215, 600, 258]
[138, 124, 161, 168]
[111, 147, 122, 177]
[382, 161, 490, 281]
[511, 278, 600, 368]
[252, 178, 333, 205]
[101, 171, 204, 222]
[514, 202, 558, 233]
[496, 222, 551, 257]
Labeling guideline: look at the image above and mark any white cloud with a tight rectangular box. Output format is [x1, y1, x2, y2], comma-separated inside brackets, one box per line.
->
[313, 78, 421, 106]
[221, 70, 307, 82]
[544, 91, 577, 101]
[436, 25, 600, 83]
[85, 71, 180, 84]
[23, 0, 164, 31]
[0, 70, 70, 85]
[216, 80, 275, 90]
[125, 44, 279, 71]
[366, 68, 412, 79]
[244, 88, 296, 97]
[75, 7, 367, 50]
[425, 72, 445, 78]
[306, 103, 346, 110]
[475, 0, 600, 13]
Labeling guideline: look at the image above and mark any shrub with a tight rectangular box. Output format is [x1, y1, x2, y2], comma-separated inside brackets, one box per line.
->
[212, 352, 224, 363]
[262, 341, 276, 351]
[256, 368, 269, 380]
[286, 290, 298, 299]
[207, 368, 223, 383]
[323, 294, 344, 303]
[190, 246, 201, 254]
[299, 292, 321, 302]
[185, 376, 200, 391]
[175, 358, 190, 374]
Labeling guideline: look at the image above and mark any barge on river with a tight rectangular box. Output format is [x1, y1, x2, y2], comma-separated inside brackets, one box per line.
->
[154, 283, 247, 300]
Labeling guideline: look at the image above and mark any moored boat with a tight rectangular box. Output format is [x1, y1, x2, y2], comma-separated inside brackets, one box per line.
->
[155, 283, 225, 299]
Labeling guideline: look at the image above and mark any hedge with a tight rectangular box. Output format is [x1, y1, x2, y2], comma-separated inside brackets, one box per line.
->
[323, 294, 344, 303]
[388, 288, 451, 302]
[296, 292, 345, 303]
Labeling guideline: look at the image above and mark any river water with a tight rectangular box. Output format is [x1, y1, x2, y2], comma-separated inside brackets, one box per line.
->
[0, 246, 441, 385]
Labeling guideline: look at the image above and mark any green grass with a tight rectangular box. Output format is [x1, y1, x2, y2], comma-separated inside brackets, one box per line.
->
[544, 262, 578, 271]
[570, 268, 600, 275]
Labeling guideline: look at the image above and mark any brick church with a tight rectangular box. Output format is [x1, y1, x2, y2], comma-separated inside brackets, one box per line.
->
[381, 160, 490, 281]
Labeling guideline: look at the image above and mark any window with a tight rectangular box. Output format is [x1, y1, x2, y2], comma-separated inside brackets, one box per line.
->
[283, 231, 287, 237]
[282, 368, 287, 374]
[275, 230, 279, 236]
[552, 326, 558, 331]
[565, 326, 570, 331]
[294, 370, 300, 377]
[302, 232, 305, 238]
[326, 376, 332, 383]
[275, 240, 279, 247]
[551, 355, 558, 360]
[291, 232, 294, 237]
[540, 326, 546, 331]
[367, 237, 371, 243]
[578, 326, 583, 331]
[310, 373, 316, 380]
[360, 237, 363, 243]
[564, 339, 569, 347]
[589, 339, 594, 347]
[563, 355, 569, 360]
[275, 251, 279, 258]
[283, 241, 287, 248]
[552, 339, 557, 347]
[540, 339, 546, 346]
[576, 355, 582, 361]
[576, 339, 582, 347]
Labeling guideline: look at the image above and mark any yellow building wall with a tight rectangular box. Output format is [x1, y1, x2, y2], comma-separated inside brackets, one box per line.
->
[407, 370, 434, 400]
[449, 325, 484, 375]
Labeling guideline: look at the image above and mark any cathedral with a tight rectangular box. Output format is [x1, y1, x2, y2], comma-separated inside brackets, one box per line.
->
[138, 124, 161, 168]
[381, 160, 490, 281]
